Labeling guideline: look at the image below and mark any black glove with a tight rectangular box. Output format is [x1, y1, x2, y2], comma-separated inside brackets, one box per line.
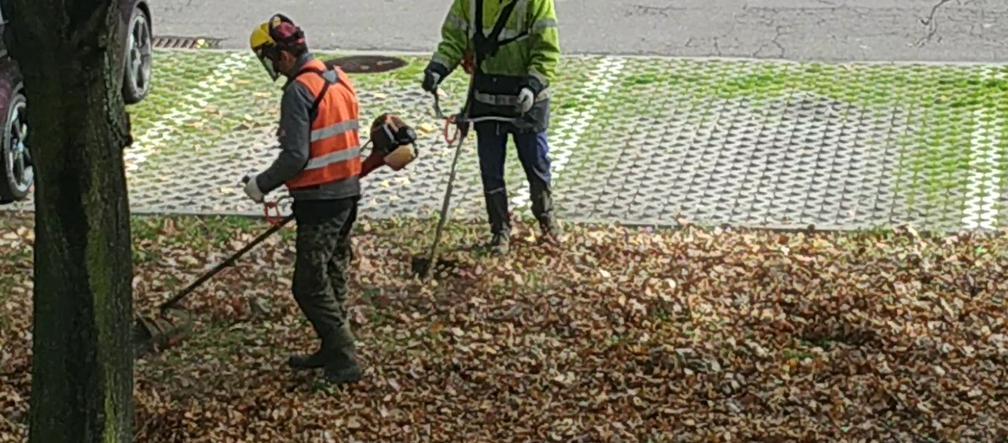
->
[422, 61, 450, 93]
[456, 117, 471, 139]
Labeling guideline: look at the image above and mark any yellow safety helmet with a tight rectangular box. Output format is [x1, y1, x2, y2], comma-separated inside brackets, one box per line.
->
[249, 14, 305, 81]
[249, 21, 274, 53]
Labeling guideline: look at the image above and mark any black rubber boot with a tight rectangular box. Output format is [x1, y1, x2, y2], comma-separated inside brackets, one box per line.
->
[484, 190, 511, 256]
[488, 231, 511, 256]
[531, 183, 560, 244]
[323, 326, 363, 385]
[287, 348, 328, 370]
[538, 216, 562, 245]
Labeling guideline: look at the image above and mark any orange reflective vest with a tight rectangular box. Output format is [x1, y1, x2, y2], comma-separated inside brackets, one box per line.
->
[286, 59, 362, 190]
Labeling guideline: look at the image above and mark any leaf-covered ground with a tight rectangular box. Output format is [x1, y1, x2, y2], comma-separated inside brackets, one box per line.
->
[2, 214, 1007, 442]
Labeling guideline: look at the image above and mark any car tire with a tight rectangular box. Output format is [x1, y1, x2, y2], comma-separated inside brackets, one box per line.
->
[0, 88, 32, 202]
[123, 6, 153, 104]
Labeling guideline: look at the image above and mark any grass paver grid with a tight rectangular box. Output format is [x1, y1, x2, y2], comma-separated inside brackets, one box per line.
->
[4, 50, 1006, 231]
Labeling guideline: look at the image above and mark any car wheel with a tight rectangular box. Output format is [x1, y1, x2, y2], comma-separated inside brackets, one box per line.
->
[0, 89, 32, 201]
[123, 6, 153, 104]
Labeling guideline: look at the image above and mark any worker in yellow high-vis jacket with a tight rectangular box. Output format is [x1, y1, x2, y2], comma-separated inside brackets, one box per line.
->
[423, 0, 562, 255]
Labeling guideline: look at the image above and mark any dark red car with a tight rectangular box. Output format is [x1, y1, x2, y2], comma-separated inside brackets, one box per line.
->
[0, 1, 153, 202]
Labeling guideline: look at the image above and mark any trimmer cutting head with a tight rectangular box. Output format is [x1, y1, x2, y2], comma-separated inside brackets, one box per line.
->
[132, 308, 194, 359]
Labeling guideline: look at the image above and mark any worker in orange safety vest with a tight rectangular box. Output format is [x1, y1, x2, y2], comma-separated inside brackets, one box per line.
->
[244, 13, 365, 386]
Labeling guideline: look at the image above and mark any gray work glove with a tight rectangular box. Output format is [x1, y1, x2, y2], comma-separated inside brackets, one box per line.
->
[517, 87, 535, 114]
[242, 174, 265, 203]
[518, 76, 545, 115]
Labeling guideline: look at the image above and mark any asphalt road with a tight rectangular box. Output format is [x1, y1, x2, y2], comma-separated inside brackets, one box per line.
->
[151, 0, 1008, 62]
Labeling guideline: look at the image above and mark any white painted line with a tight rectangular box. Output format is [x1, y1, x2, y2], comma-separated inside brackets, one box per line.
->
[962, 70, 1004, 231]
[124, 52, 251, 174]
[512, 56, 626, 210]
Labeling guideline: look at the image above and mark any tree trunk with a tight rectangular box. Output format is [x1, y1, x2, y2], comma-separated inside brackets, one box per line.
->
[5, 1, 135, 441]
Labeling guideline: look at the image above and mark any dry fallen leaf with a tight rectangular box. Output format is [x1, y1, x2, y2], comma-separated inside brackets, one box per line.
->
[1, 216, 1006, 442]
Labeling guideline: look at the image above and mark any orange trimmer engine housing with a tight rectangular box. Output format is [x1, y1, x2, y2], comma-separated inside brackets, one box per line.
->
[360, 113, 418, 177]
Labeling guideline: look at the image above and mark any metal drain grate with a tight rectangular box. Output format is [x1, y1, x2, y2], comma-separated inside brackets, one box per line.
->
[153, 36, 221, 49]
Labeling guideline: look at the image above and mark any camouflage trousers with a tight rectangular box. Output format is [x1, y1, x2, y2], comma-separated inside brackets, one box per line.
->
[292, 198, 358, 350]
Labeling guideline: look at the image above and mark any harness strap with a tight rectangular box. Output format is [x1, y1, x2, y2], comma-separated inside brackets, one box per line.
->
[472, 0, 526, 71]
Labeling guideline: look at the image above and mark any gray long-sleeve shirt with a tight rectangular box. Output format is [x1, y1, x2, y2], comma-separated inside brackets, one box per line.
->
[254, 53, 361, 201]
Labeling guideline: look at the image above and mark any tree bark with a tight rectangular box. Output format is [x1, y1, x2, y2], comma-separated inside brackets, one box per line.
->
[4, 1, 135, 442]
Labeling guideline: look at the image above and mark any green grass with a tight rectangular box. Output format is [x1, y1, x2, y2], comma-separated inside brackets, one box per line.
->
[127, 52, 279, 178]
[996, 115, 1008, 228]
[124, 51, 1008, 229]
[128, 51, 235, 127]
[613, 59, 1008, 224]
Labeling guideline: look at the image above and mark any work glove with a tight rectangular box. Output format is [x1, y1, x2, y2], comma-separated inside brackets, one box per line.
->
[422, 61, 449, 93]
[242, 174, 265, 203]
[517, 76, 545, 114]
[516, 87, 535, 114]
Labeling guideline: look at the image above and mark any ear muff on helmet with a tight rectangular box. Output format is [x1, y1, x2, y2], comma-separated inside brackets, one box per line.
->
[267, 14, 306, 50]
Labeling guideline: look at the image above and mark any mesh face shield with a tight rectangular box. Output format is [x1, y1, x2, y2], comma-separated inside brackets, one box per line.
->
[255, 48, 280, 82]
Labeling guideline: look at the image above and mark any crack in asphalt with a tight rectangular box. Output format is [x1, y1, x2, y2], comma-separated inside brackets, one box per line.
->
[770, 26, 787, 58]
[753, 25, 788, 59]
[916, 0, 954, 47]
[626, 4, 684, 18]
[154, 1, 1008, 63]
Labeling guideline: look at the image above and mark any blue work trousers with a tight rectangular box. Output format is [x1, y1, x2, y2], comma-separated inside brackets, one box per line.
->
[476, 125, 554, 234]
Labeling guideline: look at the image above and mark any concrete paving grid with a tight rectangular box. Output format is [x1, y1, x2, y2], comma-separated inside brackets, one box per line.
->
[3, 48, 1006, 232]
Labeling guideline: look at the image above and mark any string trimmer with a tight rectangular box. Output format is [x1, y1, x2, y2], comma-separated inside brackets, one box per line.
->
[132, 192, 293, 358]
[410, 88, 519, 279]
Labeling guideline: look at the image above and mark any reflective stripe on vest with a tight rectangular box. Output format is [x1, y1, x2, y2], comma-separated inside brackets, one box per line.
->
[304, 146, 362, 170]
[310, 120, 360, 143]
[285, 59, 362, 190]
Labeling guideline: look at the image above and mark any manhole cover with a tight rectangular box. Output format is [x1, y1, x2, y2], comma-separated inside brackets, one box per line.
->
[153, 36, 221, 49]
[325, 55, 408, 74]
